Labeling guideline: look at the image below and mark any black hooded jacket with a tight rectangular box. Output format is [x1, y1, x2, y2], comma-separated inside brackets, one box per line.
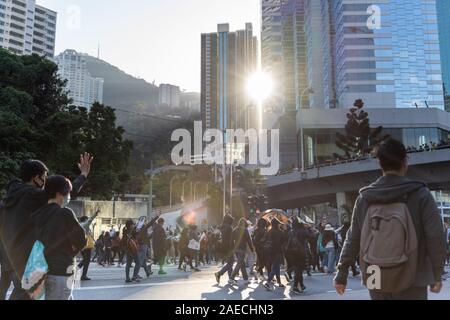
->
[32, 203, 86, 276]
[220, 215, 235, 254]
[0, 175, 86, 278]
[335, 175, 446, 287]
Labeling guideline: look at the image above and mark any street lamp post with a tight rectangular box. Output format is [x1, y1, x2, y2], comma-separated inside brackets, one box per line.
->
[182, 180, 188, 203]
[298, 87, 314, 174]
[193, 181, 202, 201]
[169, 174, 180, 208]
[148, 161, 154, 218]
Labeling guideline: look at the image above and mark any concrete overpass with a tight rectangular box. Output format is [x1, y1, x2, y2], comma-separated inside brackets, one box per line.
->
[267, 148, 450, 210]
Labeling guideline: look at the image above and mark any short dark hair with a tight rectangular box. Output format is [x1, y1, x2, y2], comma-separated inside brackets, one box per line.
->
[158, 218, 165, 224]
[20, 160, 48, 182]
[45, 175, 72, 199]
[375, 138, 407, 171]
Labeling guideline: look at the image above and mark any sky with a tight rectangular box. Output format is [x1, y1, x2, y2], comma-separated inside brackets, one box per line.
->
[38, 0, 261, 92]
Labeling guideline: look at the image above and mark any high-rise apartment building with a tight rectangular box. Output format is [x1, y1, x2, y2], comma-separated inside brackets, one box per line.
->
[201, 23, 257, 131]
[159, 84, 180, 108]
[436, 0, 450, 111]
[0, 0, 56, 57]
[55, 49, 104, 109]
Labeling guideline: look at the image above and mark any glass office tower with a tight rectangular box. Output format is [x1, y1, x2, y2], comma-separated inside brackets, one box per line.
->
[436, 0, 450, 111]
[325, 0, 445, 110]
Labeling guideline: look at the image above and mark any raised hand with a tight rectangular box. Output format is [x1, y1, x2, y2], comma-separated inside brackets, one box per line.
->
[78, 152, 94, 177]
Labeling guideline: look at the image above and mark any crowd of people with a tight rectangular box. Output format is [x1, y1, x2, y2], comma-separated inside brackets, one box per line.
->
[0, 138, 448, 300]
[211, 214, 359, 294]
[406, 140, 450, 153]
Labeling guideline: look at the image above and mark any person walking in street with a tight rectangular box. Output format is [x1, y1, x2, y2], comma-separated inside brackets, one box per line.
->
[78, 210, 99, 281]
[252, 218, 269, 280]
[152, 218, 167, 275]
[111, 233, 121, 265]
[228, 219, 255, 285]
[322, 224, 338, 274]
[286, 218, 308, 294]
[32, 175, 87, 300]
[188, 225, 201, 270]
[214, 214, 235, 284]
[263, 218, 287, 290]
[0, 153, 92, 300]
[93, 233, 105, 266]
[102, 232, 113, 266]
[334, 138, 446, 300]
[123, 219, 141, 283]
[135, 216, 159, 279]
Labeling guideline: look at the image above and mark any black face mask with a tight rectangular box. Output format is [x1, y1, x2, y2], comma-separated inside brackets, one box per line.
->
[34, 176, 45, 189]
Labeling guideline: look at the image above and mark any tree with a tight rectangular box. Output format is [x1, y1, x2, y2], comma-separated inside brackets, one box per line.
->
[0, 49, 132, 199]
[335, 99, 388, 158]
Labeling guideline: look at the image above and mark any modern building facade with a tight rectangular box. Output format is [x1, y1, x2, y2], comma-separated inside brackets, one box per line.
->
[201, 23, 258, 131]
[260, 0, 450, 170]
[0, 0, 56, 57]
[55, 49, 104, 109]
[261, 0, 283, 113]
[159, 83, 180, 108]
[323, 0, 445, 110]
[436, 0, 450, 111]
[280, 0, 307, 113]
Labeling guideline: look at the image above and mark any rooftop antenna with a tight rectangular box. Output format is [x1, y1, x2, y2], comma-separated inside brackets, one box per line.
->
[97, 43, 100, 59]
[425, 100, 429, 108]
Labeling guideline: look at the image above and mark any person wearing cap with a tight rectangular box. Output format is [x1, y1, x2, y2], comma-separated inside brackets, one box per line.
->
[322, 224, 338, 274]
[263, 218, 287, 290]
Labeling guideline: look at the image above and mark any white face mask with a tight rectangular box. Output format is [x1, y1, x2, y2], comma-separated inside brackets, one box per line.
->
[62, 194, 71, 207]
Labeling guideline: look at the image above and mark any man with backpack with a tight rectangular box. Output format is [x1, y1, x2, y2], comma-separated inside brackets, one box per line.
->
[334, 139, 446, 300]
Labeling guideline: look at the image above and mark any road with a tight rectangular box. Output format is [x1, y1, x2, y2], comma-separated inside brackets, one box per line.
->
[67, 263, 450, 300]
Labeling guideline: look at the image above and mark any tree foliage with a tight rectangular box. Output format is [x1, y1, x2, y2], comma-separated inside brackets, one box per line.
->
[0, 49, 132, 199]
[335, 99, 388, 158]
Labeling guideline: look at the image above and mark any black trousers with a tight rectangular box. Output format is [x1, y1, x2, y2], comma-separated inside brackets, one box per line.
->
[369, 287, 428, 300]
[0, 268, 13, 300]
[78, 249, 92, 278]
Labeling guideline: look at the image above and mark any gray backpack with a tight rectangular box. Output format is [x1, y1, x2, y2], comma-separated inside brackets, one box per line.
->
[360, 199, 418, 293]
